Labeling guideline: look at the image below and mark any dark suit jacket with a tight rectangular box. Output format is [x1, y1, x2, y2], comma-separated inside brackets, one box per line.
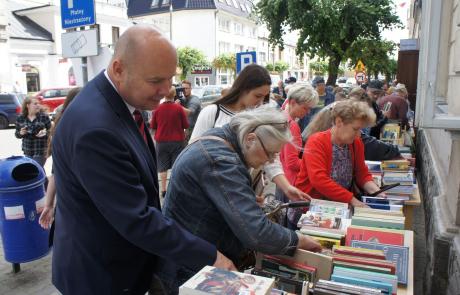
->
[51, 72, 216, 295]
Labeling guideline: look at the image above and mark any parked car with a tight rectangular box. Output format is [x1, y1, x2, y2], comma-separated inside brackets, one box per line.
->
[192, 85, 229, 106]
[34, 87, 74, 112]
[0, 92, 25, 129]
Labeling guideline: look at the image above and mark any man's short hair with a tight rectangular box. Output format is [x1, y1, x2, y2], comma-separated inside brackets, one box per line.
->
[367, 80, 384, 91]
[181, 80, 192, 87]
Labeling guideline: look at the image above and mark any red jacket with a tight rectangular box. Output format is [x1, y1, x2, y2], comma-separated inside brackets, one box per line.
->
[295, 129, 373, 203]
[280, 115, 302, 185]
[151, 101, 189, 142]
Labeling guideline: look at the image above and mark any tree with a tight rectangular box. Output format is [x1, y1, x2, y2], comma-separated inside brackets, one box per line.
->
[309, 60, 328, 76]
[384, 58, 398, 82]
[256, 0, 401, 85]
[177, 47, 208, 80]
[347, 38, 396, 80]
[212, 53, 236, 73]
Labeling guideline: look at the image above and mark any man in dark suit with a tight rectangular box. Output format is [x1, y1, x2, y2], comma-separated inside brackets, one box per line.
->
[51, 25, 235, 295]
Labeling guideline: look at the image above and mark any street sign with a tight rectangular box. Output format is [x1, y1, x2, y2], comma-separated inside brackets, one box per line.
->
[236, 51, 257, 74]
[355, 60, 366, 72]
[61, 29, 98, 58]
[355, 71, 367, 84]
[61, 0, 96, 29]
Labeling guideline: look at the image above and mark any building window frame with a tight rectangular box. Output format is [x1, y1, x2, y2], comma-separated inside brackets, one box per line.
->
[415, 0, 460, 130]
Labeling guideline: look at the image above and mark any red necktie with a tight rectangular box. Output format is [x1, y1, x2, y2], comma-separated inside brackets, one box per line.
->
[133, 110, 148, 143]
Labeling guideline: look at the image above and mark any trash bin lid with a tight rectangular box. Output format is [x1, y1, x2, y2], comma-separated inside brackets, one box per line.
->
[0, 156, 45, 192]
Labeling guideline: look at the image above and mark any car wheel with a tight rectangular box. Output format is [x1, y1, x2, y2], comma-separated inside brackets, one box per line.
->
[0, 115, 8, 129]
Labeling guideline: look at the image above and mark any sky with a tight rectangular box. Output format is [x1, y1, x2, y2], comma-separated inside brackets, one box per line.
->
[381, 1, 410, 45]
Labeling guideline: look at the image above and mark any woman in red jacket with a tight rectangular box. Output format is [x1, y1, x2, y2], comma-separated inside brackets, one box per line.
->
[295, 101, 383, 210]
[279, 83, 319, 229]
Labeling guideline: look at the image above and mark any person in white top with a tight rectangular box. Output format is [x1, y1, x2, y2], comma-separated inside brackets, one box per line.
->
[190, 64, 310, 202]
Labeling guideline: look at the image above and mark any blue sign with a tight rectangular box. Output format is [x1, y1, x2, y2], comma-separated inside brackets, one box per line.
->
[236, 51, 257, 74]
[61, 0, 96, 29]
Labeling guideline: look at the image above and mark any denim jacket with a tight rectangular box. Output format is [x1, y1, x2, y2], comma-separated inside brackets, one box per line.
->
[163, 124, 298, 270]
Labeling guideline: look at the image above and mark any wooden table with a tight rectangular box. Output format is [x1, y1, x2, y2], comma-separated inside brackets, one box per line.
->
[397, 230, 414, 295]
[403, 185, 421, 229]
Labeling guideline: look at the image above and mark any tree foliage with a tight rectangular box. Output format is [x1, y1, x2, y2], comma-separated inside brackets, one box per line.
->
[347, 38, 396, 80]
[266, 61, 290, 74]
[212, 53, 236, 73]
[177, 47, 208, 80]
[309, 60, 328, 75]
[256, 0, 401, 85]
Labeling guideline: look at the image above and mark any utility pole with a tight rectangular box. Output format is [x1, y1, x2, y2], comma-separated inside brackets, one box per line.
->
[169, 2, 173, 41]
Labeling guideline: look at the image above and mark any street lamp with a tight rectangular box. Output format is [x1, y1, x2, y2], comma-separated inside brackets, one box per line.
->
[169, 2, 173, 41]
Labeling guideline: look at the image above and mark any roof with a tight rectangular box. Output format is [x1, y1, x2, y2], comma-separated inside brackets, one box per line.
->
[7, 1, 53, 42]
[128, 0, 254, 18]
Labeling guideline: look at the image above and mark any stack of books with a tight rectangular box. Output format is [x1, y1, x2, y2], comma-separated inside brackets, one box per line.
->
[252, 255, 313, 295]
[351, 207, 405, 230]
[381, 123, 401, 145]
[313, 279, 383, 294]
[382, 159, 415, 200]
[297, 200, 351, 249]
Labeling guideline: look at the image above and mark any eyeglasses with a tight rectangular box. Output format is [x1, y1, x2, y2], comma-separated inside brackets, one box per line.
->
[256, 134, 278, 162]
[250, 121, 288, 133]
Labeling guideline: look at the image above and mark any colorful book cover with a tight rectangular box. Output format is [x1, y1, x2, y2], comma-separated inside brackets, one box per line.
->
[179, 265, 274, 295]
[297, 212, 342, 229]
[351, 217, 405, 230]
[345, 225, 405, 246]
[331, 254, 396, 274]
[311, 236, 342, 250]
[332, 245, 386, 260]
[351, 240, 410, 285]
[333, 266, 398, 294]
[333, 260, 393, 274]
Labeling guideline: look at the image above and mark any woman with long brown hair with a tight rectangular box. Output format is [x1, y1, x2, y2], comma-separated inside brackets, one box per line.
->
[15, 97, 51, 166]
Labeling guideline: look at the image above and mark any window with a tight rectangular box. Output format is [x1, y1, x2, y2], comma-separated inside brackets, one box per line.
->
[195, 77, 209, 87]
[249, 27, 257, 38]
[233, 22, 243, 35]
[414, 0, 460, 130]
[150, 0, 160, 8]
[259, 52, 267, 63]
[247, 47, 256, 52]
[217, 69, 233, 85]
[0, 94, 14, 104]
[234, 44, 244, 52]
[240, 3, 246, 12]
[162, 0, 170, 6]
[231, 0, 239, 9]
[218, 41, 231, 54]
[245, 4, 252, 13]
[218, 18, 230, 32]
[112, 26, 119, 46]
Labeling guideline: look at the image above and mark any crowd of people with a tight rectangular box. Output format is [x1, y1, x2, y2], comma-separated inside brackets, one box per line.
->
[13, 25, 414, 295]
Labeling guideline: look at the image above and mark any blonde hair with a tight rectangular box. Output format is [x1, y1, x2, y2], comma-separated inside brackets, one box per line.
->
[165, 86, 176, 100]
[287, 83, 319, 107]
[394, 83, 408, 97]
[348, 87, 372, 107]
[229, 105, 291, 151]
[302, 101, 376, 142]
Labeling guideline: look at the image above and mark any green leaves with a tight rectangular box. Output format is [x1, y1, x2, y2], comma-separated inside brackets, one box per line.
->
[212, 53, 236, 72]
[256, 0, 401, 84]
[177, 47, 209, 80]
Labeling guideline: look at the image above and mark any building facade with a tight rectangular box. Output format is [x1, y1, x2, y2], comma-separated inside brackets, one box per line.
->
[128, 0, 308, 87]
[0, 0, 132, 93]
[409, 0, 460, 294]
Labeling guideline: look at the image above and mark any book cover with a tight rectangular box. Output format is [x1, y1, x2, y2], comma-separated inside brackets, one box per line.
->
[311, 236, 342, 250]
[367, 203, 403, 211]
[351, 240, 410, 285]
[315, 279, 383, 295]
[260, 256, 316, 283]
[179, 265, 274, 295]
[332, 246, 386, 260]
[345, 225, 405, 246]
[297, 212, 347, 230]
[333, 260, 393, 274]
[252, 269, 306, 295]
[351, 216, 405, 230]
[331, 254, 396, 274]
[365, 161, 383, 173]
[298, 228, 345, 240]
[353, 207, 404, 217]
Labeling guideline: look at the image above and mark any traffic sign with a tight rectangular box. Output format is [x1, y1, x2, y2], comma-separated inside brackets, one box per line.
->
[355, 71, 367, 84]
[355, 60, 366, 72]
[62, 29, 98, 58]
[61, 0, 96, 29]
[236, 51, 257, 74]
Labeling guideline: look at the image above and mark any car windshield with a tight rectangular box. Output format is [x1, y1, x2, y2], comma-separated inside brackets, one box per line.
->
[192, 87, 205, 97]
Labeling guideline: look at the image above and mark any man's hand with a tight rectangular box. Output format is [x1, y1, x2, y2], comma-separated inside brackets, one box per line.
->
[213, 251, 237, 271]
[284, 185, 311, 202]
[39, 205, 54, 229]
[350, 197, 369, 208]
[296, 233, 322, 252]
[19, 127, 27, 136]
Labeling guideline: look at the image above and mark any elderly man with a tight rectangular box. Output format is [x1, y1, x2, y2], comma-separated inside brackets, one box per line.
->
[378, 83, 410, 130]
[365, 79, 388, 138]
[51, 25, 234, 295]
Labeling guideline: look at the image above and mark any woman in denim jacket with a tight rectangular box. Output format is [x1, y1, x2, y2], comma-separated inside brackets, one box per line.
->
[162, 106, 322, 291]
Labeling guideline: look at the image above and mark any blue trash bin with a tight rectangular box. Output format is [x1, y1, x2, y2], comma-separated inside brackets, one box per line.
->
[0, 156, 50, 264]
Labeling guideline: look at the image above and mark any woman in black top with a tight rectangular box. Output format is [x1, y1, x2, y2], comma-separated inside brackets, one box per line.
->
[15, 97, 51, 166]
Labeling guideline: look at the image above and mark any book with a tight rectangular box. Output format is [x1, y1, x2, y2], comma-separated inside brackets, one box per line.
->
[362, 196, 404, 206]
[365, 161, 382, 173]
[315, 279, 383, 295]
[331, 253, 397, 274]
[332, 245, 386, 260]
[351, 240, 410, 285]
[179, 265, 275, 295]
[381, 124, 400, 145]
[311, 236, 342, 249]
[298, 228, 345, 240]
[260, 255, 316, 283]
[333, 260, 393, 274]
[381, 159, 410, 170]
[333, 266, 398, 294]
[308, 199, 351, 218]
[351, 216, 405, 230]
[345, 225, 405, 246]
[353, 207, 404, 217]
[367, 203, 403, 211]
[252, 269, 307, 295]
[331, 274, 393, 295]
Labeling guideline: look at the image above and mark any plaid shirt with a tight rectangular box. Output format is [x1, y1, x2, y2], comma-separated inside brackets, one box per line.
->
[15, 113, 51, 156]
